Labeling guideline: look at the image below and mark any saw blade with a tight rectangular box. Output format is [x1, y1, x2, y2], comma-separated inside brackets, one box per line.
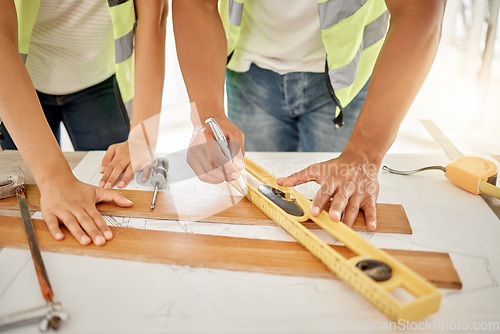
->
[16, 186, 54, 301]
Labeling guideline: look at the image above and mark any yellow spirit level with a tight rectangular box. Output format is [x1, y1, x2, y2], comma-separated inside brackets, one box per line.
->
[243, 157, 441, 322]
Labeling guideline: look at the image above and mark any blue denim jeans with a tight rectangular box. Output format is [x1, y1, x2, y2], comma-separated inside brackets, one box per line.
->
[0, 75, 129, 151]
[226, 64, 368, 152]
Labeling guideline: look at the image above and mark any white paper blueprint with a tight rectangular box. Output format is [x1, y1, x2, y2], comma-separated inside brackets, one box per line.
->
[1, 152, 499, 333]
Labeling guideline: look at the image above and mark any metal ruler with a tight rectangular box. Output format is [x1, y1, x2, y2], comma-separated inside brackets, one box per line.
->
[243, 157, 441, 321]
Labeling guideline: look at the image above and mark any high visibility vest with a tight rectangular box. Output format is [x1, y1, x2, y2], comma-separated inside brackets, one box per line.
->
[219, 0, 389, 127]
[14, 0, 136, 114]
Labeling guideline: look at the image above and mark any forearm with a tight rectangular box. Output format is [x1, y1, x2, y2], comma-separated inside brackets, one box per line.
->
[344, 0, 446, 165]
[131, 0, 167, 131]
[172, 0, 227, 126]
[0, 4, 73, 188]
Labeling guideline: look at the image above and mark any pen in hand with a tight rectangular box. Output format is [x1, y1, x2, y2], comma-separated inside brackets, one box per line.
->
[204, 118, 248, 197]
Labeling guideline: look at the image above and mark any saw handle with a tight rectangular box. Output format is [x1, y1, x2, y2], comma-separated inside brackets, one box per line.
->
[0, 167, 24, 200]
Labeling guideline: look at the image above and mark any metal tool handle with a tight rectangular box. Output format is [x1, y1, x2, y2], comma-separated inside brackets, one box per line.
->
[0, 167, 24, 200]
[150, 156, 169, 209]
[150, 156, 168, 188]
[382, 165, 446, 175]
[0, 301, 68, 332]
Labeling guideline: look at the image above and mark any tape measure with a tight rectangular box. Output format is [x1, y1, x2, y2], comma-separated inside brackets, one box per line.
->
[243, 157, 441, 322]
[445, 156, 499, 197]
[383, 156, 500, 199]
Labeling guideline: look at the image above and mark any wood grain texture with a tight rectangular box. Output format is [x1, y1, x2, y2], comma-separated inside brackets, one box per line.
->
[0, 151, 85, 218]
[0, 215, 461, 289]
[0, 151, 85, 184]
[0, 185, 412, 234]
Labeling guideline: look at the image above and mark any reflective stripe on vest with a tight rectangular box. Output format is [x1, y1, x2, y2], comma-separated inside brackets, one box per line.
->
[219, 0, 244, 58]
[319, 0, 388, 123]
[13, 0, 136, 116]
[14, 0, 40, 62]
[107, 0, 136, 115]
[228, 0, 243, 26]
[220, 0, 389, 126]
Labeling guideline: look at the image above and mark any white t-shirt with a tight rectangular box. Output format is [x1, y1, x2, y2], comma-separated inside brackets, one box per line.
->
[25, 0, 116, 95]
[227, 0, 326, 75]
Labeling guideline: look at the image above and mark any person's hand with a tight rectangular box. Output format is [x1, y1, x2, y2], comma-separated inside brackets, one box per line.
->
[276, 151, 380, 231]
[100, 118, 160, 189]
[99, 141, 134, 189]
[39, 176, 133, 246]
[187, 116, 245, 184]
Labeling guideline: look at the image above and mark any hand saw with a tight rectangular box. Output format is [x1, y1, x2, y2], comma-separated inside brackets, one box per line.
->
[0, 168, 68, 332]
[239, 158, 441, 322]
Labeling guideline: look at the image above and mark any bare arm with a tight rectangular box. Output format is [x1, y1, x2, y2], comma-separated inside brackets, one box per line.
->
[346, 0, 446, 163]
[100, 0, 168, 188]
[0, 1, 132, 246]
[173, 0, 226, 125]
[0, 2, 71, 188]
[173, 0, 244, 184]
[277, 0, 446, 229]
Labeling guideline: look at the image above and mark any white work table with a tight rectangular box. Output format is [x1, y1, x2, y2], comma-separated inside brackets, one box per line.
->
[0, 151, 499, 333]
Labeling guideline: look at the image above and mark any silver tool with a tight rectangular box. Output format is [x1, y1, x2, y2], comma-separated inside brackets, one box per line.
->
[0, 301, 69, 332]
[204, 118, 248, 197]
[0, 167, 24, 199]
[382, 165, 446, 175]
[150, 156, 169, 209]
[0, 168, 69, 332]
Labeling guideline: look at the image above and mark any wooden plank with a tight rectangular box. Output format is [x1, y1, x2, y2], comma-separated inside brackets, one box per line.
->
[0, 215, 461, 289]
[0, 151, 86, 185]
[0, 185, 413, 234]
[0, 151, 86, 217]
